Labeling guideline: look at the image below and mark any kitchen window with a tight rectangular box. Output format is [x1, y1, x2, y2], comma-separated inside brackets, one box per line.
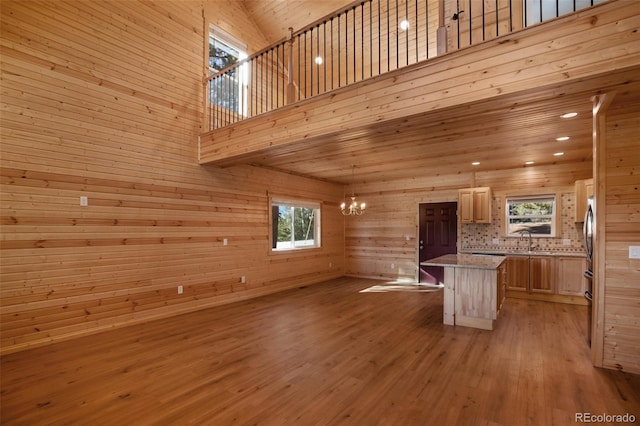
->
[271, 199, 321, 251]
[505, 195, 556, 237]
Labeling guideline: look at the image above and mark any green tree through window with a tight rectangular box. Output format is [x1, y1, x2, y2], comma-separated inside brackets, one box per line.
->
[272, 201, 320, 250]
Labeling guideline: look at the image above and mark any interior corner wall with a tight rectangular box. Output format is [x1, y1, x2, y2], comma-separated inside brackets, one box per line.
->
[0, 0, 344, 355]
[601, 94, 640, 374]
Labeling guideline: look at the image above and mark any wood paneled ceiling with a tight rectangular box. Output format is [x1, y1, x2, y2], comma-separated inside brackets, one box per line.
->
[216, 87, 598, 185]
[241, 0, 354, 44]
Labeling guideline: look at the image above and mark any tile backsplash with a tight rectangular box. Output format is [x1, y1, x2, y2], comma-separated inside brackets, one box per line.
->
[460, 192, 584, 254]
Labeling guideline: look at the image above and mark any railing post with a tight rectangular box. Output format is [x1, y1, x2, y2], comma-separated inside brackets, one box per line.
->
[437, 0, 447, 55]
[286, 27, 295, 104]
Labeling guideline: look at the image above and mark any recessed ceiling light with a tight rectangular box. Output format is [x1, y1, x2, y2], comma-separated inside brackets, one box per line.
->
[314, 56, 323, 65]
[525, 161, 535, 165]
[553, 152, 564, 156]
[556, 136, 570, 141]
[399, 20, 410, 31]
[471, 162, 480, 166]
[561, 112, 578, 119]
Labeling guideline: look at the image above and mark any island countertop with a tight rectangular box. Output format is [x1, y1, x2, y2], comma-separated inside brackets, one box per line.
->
[421, 253, 506, 270]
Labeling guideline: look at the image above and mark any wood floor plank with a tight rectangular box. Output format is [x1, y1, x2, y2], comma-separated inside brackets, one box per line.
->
[1, 277, 639, 425]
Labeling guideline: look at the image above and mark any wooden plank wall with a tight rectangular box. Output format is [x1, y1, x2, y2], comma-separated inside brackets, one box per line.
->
[0, 0, 345, 355]
[601, 92, 640, 374]
[345, 162, 592, 281]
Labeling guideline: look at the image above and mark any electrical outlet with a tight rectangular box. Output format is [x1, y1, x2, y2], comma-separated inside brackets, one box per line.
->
[391, 263, 395, 269]
[629, 246, 640, 259]
[80, 196, 88, 206]
[177, 285, 183, 294]
[223, 238, 228, 246]
[241, 276, 246, 284]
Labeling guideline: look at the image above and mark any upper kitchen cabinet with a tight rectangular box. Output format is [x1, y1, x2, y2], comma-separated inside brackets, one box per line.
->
[575, 179, 594, 222]
[459, 187, 492, 224]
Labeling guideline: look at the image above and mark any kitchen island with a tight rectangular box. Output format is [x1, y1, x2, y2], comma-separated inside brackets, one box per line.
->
[421, 254, 506, 330]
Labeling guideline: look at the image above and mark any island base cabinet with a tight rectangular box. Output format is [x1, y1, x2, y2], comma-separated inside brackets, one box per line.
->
[444, 267, 499, 330]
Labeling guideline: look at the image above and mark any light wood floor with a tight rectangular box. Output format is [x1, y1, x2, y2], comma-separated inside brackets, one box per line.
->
[2, 277, 639, 425]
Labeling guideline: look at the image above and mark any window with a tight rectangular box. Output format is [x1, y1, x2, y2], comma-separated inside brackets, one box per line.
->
[209, 26, 247, 115]
[271, 200, 321, 251]
[506, 195, 556, 237]
[523, 0, 607, 27]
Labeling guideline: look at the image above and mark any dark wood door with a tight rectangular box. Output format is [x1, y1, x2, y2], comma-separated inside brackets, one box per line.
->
[419, 202, 458, 284]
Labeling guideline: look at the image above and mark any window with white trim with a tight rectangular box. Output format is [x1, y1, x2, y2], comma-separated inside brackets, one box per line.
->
[271, 200, 321, 251]
[208, 26, 248, 115]
[506, 195, 556, 237]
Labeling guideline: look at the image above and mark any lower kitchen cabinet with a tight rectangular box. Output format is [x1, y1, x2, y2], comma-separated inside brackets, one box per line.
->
[504, 255, 588, 304]
[530, 256, 554, 294]
[557, 257, 587, 296]
[506, 256, 528, 291]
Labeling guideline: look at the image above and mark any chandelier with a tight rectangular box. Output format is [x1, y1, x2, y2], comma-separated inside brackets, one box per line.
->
[341, 165, 366, 216]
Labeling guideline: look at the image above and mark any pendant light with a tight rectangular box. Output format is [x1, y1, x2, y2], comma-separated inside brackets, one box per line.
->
[341, 165, 366, 216]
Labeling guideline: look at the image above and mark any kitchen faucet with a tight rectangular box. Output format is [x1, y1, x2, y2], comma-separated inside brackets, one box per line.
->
[519, 229, 534, 252]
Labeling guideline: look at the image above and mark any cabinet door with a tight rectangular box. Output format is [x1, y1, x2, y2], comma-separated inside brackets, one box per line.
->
[530, 256, 555, 294]
[473, 187, 492, 223]
[557, 257, 586, 296]
[459, 190, 474, 223]
[506, 256, 528, 291]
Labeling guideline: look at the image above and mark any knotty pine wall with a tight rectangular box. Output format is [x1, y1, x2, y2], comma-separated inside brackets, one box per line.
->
[0, 0, 344, 355]
[601, 94, 640, 374]
[345, 162, 592, 281]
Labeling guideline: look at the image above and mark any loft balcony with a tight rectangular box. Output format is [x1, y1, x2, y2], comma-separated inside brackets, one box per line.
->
[199, 0, 640, 183]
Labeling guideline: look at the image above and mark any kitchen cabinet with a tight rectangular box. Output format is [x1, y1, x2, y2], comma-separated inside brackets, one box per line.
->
[557, 257, 587, 296]
[421, 254, 505, 330]
[505, 255, 554, 294]
[575, 178, 594, 222]
[503, 254, 588, 304]
[459, 187, 492, 224]
[530, 256, 555, 294]
[505, 256, 528, 291]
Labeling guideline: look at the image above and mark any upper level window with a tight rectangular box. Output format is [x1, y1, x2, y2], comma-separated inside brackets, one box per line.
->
[506, 195, 556, 237]
[271, 200, 321, 251]
[209, 26, 247, 115]
[524, 0, 607, 27]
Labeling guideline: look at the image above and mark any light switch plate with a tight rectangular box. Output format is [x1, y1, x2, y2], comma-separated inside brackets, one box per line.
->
[80, 196, 88, 206]
[629, 246, 640, 259]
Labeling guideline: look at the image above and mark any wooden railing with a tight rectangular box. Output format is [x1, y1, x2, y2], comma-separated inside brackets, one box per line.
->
[204, 0, 608, 131]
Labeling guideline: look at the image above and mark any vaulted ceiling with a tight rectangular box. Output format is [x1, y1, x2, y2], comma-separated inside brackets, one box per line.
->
[241, 0, 353, 44]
